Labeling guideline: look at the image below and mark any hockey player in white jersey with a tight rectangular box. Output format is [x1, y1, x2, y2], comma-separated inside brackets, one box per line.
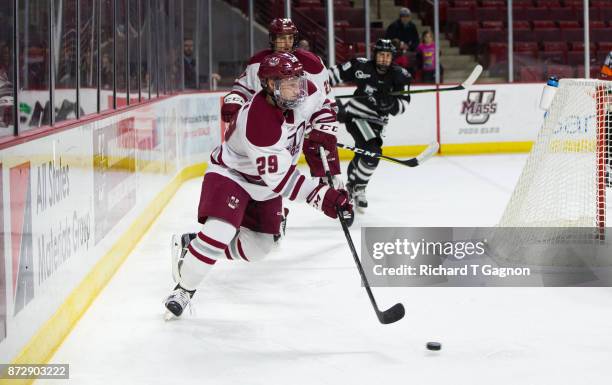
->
[221, 18, 330, 124]
[221, 17, 338, 185]
[164, 52, 352, 318]
[173, 18, 344, 264]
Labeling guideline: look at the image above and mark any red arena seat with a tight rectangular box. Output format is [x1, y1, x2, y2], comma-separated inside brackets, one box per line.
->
[543, 41, 568, 52]
[532, 20, 556, 29]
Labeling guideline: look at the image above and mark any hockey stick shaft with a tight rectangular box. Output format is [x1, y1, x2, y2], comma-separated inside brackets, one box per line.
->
[335, 64, 483, 100]
[337, 141, 439, 167]
[319, 147, 404, 324]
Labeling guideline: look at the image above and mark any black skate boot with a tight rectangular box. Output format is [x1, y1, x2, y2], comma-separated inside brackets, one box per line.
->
[347, 182, 368, 213]
[164, 284, 196, 319]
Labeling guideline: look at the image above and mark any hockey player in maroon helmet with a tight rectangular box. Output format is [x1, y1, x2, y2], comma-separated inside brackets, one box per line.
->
[164, 52, 352, 319]
[220, 18, 331, 125]
[221, 18, 338, 186]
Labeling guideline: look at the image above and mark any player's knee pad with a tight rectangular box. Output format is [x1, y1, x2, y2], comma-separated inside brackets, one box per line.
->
[226, 227, 275, 262]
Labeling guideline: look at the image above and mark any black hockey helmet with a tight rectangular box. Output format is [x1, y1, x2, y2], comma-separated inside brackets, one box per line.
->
[373, 39, 397, 57]
[373, 39, 396, 73]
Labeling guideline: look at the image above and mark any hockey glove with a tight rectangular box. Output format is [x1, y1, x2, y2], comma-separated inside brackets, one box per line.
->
[377, 95, 400, 115]
[307, 184, 353, 219]
[303, 126, 341, 177]
[221, 93, 245, 123]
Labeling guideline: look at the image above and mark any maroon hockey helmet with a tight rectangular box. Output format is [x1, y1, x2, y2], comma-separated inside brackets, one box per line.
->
[258, 52, 304, 81]
[258, 52, 307, 109]
[268, 18, 299, 50]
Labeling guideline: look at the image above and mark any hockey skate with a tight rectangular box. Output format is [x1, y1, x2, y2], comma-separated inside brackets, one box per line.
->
[347, 182, 368, 213]
[172, 233, 196, 283]
[164, 284, 195, 320]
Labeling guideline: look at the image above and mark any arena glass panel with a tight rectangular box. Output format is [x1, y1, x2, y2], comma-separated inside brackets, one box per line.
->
[54, 0, 78, 123]
[80, 0, 99, 115]
[128, 0, 139, 103]
[115, 0, 128, 106]
[184, 0, 210, 90]
[140, 0, 151, 99]
[19, 0, 51, 131]
[0, 1, 14, 137]
[100, 0, 114, 110]
[511, 1, 583, 83]
[210, 0, 253, 90]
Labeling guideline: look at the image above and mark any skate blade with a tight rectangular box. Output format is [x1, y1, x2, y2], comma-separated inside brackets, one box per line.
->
[171, 235, 181, 284]
[164, 310, 178, 321]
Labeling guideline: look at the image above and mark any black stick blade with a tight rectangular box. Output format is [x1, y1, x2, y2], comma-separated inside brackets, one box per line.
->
[378, 303, 405, 324]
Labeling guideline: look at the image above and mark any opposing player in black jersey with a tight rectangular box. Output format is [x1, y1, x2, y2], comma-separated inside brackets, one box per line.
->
[328, 39, 412, 213]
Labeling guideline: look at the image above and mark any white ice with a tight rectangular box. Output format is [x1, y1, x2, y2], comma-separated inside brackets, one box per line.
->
[37, 154, 612, 385]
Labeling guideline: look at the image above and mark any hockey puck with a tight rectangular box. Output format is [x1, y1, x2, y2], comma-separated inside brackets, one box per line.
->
[426, 342, 442, 351]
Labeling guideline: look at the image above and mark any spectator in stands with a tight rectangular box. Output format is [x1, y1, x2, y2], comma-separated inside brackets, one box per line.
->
[385, 8, 419, 52]
[184, 38, 197, 89]
[601, 51, 611, 79]
[416, 30, 441, 83]
[297, 39, 310, 51]
[391, 38, 414, 76]
[0, 43, 10, 78]
[101, 53, 113, 90]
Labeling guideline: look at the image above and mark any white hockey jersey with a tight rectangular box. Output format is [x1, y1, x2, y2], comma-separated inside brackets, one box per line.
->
[229, 48, 331, 104]
[209, 80, 336, 202]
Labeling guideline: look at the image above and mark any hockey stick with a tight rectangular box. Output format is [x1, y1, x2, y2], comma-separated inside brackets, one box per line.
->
[319, 147, 405, 325]
[334, 65, 483, 100]
[337, 141, 439, 167]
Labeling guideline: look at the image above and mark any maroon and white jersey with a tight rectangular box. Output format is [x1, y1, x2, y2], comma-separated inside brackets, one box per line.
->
[229, 48, 331, 104]
[209, 81, 336, 202]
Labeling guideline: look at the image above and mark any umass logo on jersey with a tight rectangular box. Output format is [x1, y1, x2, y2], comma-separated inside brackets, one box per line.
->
[227, 196, 240, 210]
[461, 90, 498, 124]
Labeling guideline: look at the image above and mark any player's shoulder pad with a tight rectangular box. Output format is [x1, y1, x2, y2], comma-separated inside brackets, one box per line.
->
[294, 49, 326, 74]
[248, 49, 274, 65]
[343, 57, 368, 72]
[245, 93, 284, 147]
[391, 64, 412, 82]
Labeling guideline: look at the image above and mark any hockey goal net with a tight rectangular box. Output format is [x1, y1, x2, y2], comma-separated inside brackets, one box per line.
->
[499, 79, 611, 234]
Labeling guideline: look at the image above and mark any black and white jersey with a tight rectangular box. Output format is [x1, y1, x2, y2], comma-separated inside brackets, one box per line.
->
[328, 57, 411, 125]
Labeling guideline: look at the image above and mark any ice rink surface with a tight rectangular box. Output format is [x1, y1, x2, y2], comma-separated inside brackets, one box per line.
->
[38, 154, 612, 385]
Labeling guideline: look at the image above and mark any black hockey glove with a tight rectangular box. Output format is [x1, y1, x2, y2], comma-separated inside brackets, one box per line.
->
[377, 95, 399, 115]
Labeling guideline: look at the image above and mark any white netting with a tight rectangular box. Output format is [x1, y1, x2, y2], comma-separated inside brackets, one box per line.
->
[499, 79, 612, 231]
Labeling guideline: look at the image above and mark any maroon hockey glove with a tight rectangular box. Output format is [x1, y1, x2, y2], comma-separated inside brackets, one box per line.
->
[308, 184, 353, 219]
[221, 93, 244, 123]
[322, 187, 352, 219]
[303, 129, 341, 177]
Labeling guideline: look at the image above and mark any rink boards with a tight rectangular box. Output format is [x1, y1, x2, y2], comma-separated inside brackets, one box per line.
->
[0, 82, 546, 381]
